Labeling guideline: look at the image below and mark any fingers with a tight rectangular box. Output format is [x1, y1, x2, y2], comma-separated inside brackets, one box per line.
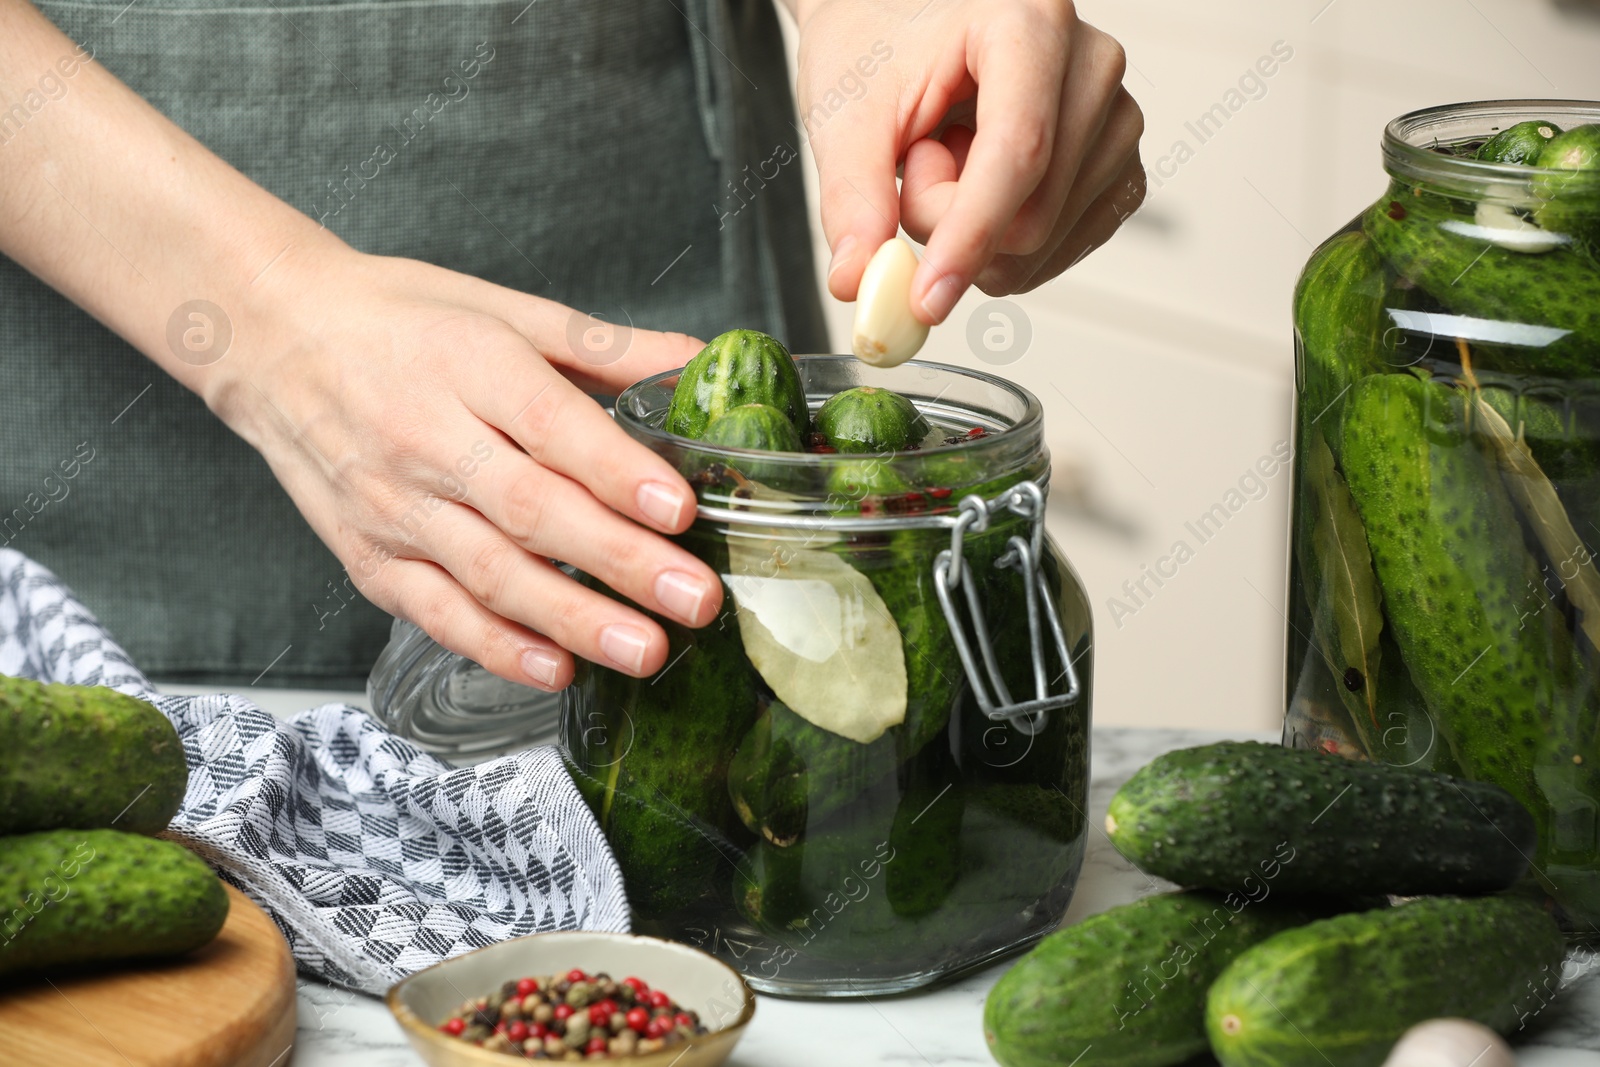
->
[462, 348, 700, 537]
[456, 445, 722, 629]
[909, 11, 1068, 324]
[407, 502, 675, 679]
[998, 152, 1147, 294]
[376, 554, 577, 691]
[497, 291, 706, 395]
[992, 24, 1126, 257]
[806, 77, 904, 302]
[974, 91, 1145, 293]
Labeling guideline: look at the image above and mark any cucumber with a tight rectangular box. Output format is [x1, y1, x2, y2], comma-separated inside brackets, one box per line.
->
[0, 829, 228, 977]
[663, 329, 807, 440]
[1340, 372, 1591, 818]
[1293, 231, 1390, 453]
[1533, 124, 1600, 257]
[566, 605, 761, 918]
[814, 386, 931, 454]
[1106, 741, 1534, 897]
[0, 676, 186, 836]
[1363, 187, 1600, 376]
[1476, 119, 1562, 164]
[702, 402, 802, 452]
[1206, 896, 1565, 1067]
[984, 892, 1323, 1067]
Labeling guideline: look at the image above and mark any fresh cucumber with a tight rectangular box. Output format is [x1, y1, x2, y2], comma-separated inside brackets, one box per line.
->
[1363, 186, 1600, 376]
[0, 829, 228, 978]
[814, 386, 930, 454]
[1206, 896, 1565, 1067]
[1476, 119, 1563, 164]
[1106, 741, 1534, 896]
[1340, 372, 1590, 818]
[0, 676, 187, 836]
[663, 329, 807, 440]
[985, 892, 1325, 1067]
[702, 402, 802, 452]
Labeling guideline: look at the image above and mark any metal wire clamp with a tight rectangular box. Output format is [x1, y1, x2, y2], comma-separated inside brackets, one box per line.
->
[932, 481, 1081, 734]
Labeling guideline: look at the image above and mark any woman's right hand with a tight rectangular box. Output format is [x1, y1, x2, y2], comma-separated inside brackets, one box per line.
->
[209, 245, 721, 692]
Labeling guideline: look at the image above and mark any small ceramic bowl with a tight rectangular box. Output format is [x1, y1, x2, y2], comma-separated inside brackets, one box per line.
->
[386, 931, 756, 1067]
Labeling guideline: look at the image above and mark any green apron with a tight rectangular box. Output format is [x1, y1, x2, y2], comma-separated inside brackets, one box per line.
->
[3, 0, 825, 688]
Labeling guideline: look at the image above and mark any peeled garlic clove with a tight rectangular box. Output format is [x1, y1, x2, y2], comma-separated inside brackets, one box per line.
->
[1381, 1019, 1516, 1067]
[851, 237, 931, 368]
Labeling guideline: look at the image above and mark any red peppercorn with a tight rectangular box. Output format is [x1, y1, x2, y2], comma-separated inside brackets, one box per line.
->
[626, 1006, 650, 1033]
[1387, 201, 1407, 221]
[675, 1012, 695, 1029]
[493, 1021, 508, 1035]
[622, 976, 648, 996]
[440, 1017, 465, 1036]
[648, 990, 672, 1010]
[586, 1036, 610, 1055]
[647, 1015, 672, 1039]
[507, 1021, 529, 1043]
[516, 977, 539, 997]
[529, 1022, 549, 1040]
[966, 426, 986, 439]
[553, 1003, 575, 1021]
[587, 1003, 611, 1027]
[566, 968, 588, 983]
[928, 486, 952, 500]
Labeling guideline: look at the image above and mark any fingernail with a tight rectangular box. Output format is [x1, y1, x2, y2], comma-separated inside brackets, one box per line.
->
[637, 481, 687, 530]
[521, 647, 561, 689]
[655, 570, 711, 624]
[828, 235, 859, 282]
[599, 624, 650, 674]
[914, 267, 964, 324]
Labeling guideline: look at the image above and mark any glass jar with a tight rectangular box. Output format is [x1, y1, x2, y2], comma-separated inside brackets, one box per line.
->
[1283, 100, 1600, 929]
[562, 356, 1093, 996]
[368, 616, 563, 755]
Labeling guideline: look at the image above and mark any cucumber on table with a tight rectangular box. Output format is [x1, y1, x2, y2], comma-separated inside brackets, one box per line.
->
[0, 675, 187, 836]
[0, 829, 228, 978]
[663, 329, 808, 440]
[1106, 741, 1534, 897]
[814, 386, 930, 454]
[984, 892, 1325, 1067]
[1206, 896, 1565, 1067]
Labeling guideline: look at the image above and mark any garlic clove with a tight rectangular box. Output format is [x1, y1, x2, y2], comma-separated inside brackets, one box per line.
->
[851, 237, 931, 368]
[1380, 1018, 1516, 1067]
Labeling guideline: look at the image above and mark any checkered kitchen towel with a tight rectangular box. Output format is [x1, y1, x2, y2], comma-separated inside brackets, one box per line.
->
[0, 548, 630, 994]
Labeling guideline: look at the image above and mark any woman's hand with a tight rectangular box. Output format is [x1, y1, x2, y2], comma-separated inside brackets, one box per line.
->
[210, 247, 720, 691]
[792, 0, 1146, 323]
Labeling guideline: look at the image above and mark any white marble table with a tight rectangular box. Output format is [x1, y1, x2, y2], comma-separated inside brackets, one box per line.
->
[174, 686, 1600, 1066]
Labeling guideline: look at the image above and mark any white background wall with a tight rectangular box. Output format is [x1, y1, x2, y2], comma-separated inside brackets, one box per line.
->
[774, 0, 1600, 730]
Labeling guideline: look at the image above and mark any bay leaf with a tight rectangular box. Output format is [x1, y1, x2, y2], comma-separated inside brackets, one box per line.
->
[724, 533, 908, 744]
[1303, 431, 1386, 743]
[1469, 390, 1600, 653]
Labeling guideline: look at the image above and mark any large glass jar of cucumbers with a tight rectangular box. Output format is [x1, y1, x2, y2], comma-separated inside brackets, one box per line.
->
[1284, 100, 1600, 930]
[562, 334, 1092, 995]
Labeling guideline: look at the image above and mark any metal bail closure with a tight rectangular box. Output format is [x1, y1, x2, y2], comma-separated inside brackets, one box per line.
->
[932, 481, 1082, 734]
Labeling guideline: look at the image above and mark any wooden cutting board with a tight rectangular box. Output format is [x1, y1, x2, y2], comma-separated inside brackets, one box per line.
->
[0, 883, 297, 1067]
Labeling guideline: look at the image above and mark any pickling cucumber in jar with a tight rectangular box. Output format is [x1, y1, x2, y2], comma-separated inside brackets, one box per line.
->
[1283, 100, 1600, 932]
[565, 353, 1092, 995]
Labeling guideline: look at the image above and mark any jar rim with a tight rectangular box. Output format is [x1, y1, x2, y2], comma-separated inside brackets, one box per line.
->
[1382, 98, 1600, 194]
[614, 354, 1047, 466]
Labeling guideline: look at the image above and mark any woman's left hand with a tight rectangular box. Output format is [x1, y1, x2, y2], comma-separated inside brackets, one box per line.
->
[790, 0, 1146, 323]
